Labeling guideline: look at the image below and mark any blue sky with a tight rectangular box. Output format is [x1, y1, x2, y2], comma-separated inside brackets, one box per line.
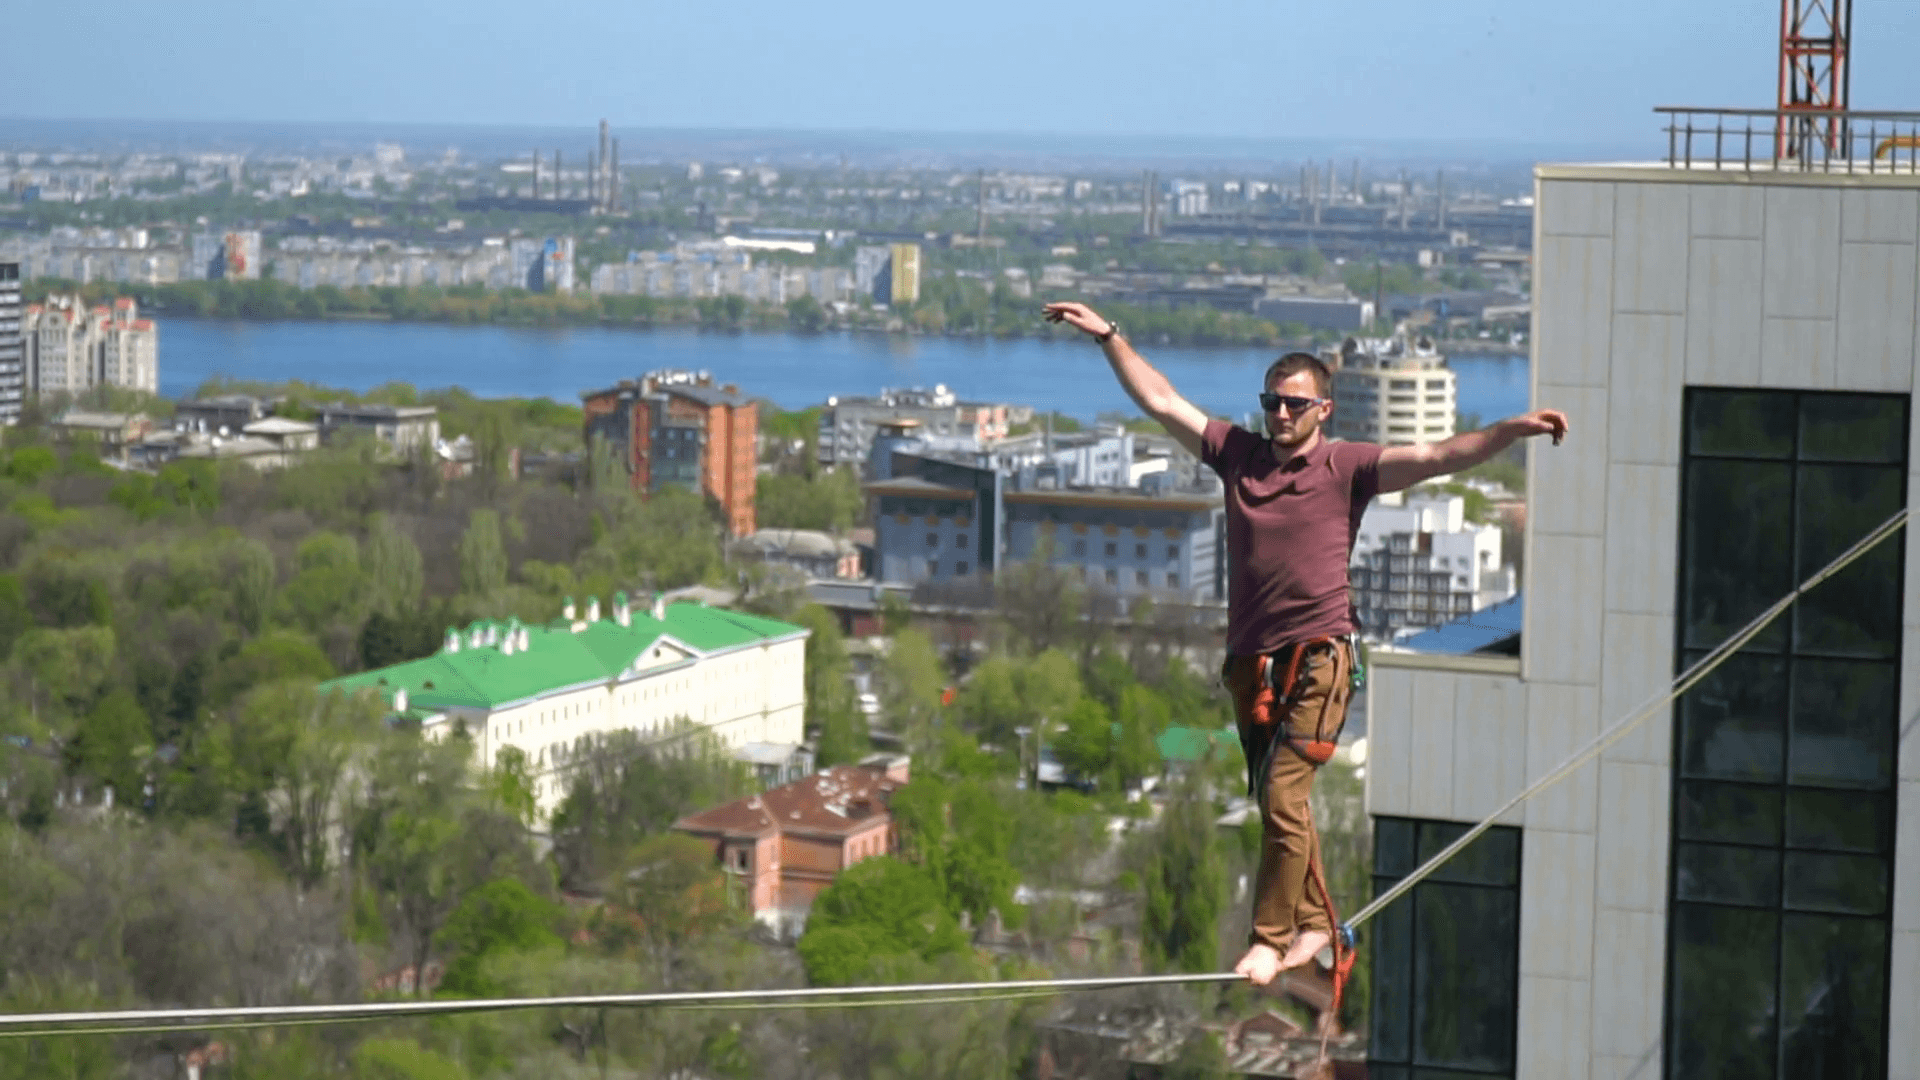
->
[10, 0, 1920, 145]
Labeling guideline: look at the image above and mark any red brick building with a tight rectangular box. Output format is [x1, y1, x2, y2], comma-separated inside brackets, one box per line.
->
[673, 758, 909, 934]
[582, 370, 758, 537]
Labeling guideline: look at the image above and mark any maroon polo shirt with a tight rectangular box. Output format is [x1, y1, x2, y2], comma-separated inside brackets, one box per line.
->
[1201, 419, 1384, 656]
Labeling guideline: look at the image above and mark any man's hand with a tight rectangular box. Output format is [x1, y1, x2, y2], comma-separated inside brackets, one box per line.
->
[1043, 302, 1115, 340]
[1508, 408, 1571, 447]
[1377, 407, 1572, 493]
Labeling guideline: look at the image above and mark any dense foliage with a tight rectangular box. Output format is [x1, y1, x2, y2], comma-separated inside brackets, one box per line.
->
[0, 405, 1372, 1076]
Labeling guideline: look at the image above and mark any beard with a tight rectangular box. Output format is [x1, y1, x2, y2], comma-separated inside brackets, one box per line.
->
[1266, 413, 1318, 447]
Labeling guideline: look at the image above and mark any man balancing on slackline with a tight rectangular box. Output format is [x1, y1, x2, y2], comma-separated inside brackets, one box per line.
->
[1044, 301, 1568, 986]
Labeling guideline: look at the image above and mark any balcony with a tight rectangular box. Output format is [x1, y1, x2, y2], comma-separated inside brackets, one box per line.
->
[1657, 106, 1920, 175]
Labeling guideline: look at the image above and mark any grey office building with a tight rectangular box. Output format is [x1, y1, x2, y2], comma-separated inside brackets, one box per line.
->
[0, 263, 22, 425]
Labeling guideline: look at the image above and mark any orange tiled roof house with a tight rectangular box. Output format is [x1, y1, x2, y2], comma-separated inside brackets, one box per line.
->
[674, 757, 909, 936]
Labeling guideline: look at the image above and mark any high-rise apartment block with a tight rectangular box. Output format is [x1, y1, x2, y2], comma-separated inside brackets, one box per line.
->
[0, 263, 22, 424]
[508, 237, 575, 293]
[188, 231, 263, 280]
[582, 370, 758, 537]
[21, 295, 158, 400]
[1324, 333, 1457, 446]
[853, 243, 921, 305]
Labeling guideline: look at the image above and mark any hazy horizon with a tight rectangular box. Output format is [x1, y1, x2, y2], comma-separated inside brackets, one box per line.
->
[11, 0, 1920, 155]
[0, 115, 1648, 173]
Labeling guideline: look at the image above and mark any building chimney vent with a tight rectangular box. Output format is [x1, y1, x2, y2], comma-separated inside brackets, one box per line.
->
[614, 591, 631, 627]
[444, 627, 461, 653]
[563, 596, 576, 621]
[587, 596, 601, 622]
[651, 591, 667, 620]
[394, 688, 409, 712]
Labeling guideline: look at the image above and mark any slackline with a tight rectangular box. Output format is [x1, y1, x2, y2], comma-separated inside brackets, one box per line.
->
[0, 508, 1904, 1039]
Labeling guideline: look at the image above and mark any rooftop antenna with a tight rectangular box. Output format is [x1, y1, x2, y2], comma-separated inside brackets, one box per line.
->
[1778, 0, 1852, 160]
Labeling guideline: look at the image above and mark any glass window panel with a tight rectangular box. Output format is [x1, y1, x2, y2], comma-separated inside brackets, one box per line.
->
[1675, 843, 1780, 907]
[1785, 790, 1891, 855]
[1792, 464, 1903, 657]
[1787, 659, 1895, 790]
[1690, 390, 1795, 459]
[1376, 818, 1416, 878]
[1683, 460, 1792, 651]
[1416, 822, 1520, 887]
[1668, 904, 1779, 1080]
[1370, 882, 1414, 1064]
[1797, 393, 1906, 464]
[1413, 883, 1517, 1072]
[1678, 650, 1788, 782]
[1781, 853, 1888, 916]
[1777, 914, 1887, 1080]
[1677, 781, 1781, 845]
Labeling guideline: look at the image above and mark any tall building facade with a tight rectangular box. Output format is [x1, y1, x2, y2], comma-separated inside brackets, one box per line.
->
[853, 243, 921, 305]
[582, 370, 758, 536]
[188, 231, 263, 280]
[508, 236, 575, 293]
[1325, 333, 1457, 446]
[1364, 141, 1920, 1079]
[0, 262, 22, 424]
[21, 294, 158, 399]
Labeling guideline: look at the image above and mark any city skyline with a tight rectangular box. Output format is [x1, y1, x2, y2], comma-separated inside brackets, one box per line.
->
[10, 0, 1920, 146]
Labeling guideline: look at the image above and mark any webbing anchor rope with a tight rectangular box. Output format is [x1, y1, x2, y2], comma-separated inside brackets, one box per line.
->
[1344, 505, 1909, 934]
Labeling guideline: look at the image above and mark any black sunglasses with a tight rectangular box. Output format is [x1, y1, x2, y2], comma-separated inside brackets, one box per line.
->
[1259, 392, 1327, 414]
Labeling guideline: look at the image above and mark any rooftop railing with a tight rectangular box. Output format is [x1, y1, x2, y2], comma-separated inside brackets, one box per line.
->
[1656, 106, 1920, 173]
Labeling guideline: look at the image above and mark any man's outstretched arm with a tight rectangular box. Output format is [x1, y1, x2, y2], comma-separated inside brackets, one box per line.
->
[1044, 301, 1208, 458]
[1376, 410, 1569, 494]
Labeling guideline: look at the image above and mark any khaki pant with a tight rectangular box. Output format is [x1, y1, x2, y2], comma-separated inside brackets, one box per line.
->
[1223, 643, 1353, 953]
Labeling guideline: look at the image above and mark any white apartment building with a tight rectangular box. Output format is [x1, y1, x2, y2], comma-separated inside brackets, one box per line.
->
[1350, 490, 1512, 640]
[22, 295, 158, 398]
[1363, 120, 1920, 1080]
[591, 243, 851, 304]
[1326, 333, 1458, 446]
[328, 597, 808, 816]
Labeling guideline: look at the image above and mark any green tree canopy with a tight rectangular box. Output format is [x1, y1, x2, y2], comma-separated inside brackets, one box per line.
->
[796, 857, 971, 986]
[436, 878, 562, 998]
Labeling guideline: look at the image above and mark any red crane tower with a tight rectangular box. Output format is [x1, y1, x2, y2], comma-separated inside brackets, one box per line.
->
[1777, 0, 1852, 160]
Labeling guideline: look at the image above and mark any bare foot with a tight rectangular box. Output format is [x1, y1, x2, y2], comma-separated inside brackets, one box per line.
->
[1279, 930, 1331, 971]
[1233, 943, 1283, 987]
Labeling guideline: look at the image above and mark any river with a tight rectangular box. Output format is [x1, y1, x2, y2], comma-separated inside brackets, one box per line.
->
[158, 320, 1531, 424]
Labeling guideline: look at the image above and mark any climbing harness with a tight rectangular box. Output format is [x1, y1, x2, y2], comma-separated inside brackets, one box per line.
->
[1227, 633, 1363, 1071]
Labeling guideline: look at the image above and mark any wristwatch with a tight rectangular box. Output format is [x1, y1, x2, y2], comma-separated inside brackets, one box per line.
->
[1095, 321, 1121, 344]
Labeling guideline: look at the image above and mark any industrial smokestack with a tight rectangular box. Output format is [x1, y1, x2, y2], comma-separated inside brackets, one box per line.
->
[610, 138, 621, 213]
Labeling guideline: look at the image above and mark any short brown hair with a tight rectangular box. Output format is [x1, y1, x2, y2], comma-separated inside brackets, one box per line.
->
[1263, 352, 1332, 399]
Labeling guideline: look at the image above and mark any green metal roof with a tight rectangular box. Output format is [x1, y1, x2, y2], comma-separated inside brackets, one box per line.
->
[325, 603, 805, 711]
[1156, 725, 1238, 764]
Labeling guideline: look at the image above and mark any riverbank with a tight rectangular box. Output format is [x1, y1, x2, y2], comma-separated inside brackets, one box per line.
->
[24, 277, 1525, 354]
